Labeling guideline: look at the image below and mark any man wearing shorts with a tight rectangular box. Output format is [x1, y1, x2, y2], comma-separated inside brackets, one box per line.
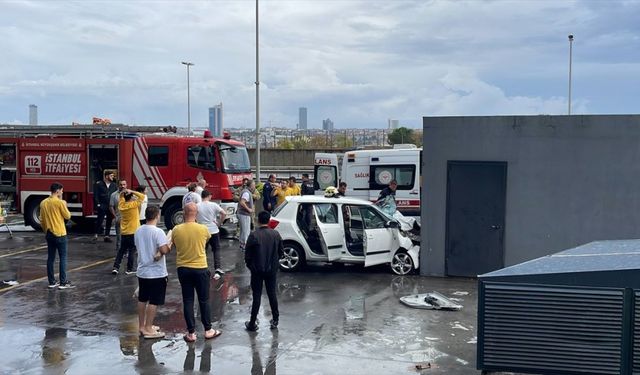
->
[135, 206, 170, 339]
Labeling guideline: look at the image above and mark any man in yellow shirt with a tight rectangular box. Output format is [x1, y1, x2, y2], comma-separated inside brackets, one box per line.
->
[112, 189, 145, 275]
[173, 203, 222, 342]
[286, 176, 301, 196]
[272, 180, 288, 207]
[39, 182, 73, 289]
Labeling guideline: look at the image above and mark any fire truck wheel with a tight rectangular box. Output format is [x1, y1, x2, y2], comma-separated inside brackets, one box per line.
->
[163, 201, 184, 230]
[25, 196, 45, 231]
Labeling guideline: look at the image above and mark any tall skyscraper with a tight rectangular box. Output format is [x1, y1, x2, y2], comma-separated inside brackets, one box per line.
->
[208, 103, 223, 137]
[298, 107, 307, 130]
[322, 118, 334, 131]
[29, 104, 38, 125]
[388, 119, 399, 130]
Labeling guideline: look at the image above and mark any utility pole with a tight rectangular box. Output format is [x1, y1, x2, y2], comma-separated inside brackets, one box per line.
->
[181, 62, 194, 133]
[568, 34, 574, 115]
[255, 0, 261, 180]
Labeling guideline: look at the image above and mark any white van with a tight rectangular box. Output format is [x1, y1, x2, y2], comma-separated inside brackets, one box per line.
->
[314, 145, 422, 215]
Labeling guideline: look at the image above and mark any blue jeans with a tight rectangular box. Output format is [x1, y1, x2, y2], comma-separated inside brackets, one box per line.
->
[46, 231, 68, 285]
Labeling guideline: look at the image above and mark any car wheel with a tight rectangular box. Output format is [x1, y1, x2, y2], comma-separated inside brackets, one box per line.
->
[391, 250, 415, 275]
[279, 242, 305, 272]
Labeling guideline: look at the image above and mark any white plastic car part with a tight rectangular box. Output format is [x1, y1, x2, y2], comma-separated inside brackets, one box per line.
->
[400, 291, 462, 310]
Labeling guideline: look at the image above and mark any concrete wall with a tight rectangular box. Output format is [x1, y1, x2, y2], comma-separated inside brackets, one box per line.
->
[247, 148, 349, 168]
[421, 115, 640, 276]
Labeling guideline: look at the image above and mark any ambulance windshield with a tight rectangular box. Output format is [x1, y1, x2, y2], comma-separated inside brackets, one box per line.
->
[219, 144, 251, 173]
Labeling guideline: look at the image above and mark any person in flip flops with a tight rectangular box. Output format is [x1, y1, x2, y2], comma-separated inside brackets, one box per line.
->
[173, 203, 222, 342]
[134, 206, 171, 339]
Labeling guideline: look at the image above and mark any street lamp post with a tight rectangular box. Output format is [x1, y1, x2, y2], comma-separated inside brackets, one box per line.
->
[567, 35, 574, 115]
[255, 0, 261, 182]
[181, 61, 194, 133]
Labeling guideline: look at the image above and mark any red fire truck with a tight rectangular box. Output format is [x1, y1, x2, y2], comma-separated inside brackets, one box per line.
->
[0, 124, 253, 231]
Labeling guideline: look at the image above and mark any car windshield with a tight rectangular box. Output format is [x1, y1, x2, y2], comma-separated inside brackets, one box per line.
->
[219, 144, 251, 173]
[372, 203, 396, 222]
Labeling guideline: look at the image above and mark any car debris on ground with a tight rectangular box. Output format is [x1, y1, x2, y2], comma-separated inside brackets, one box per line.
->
[400, 291, 463, 310]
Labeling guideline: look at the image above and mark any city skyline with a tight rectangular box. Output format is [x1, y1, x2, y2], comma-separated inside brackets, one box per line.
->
[1, 1, 639, 128]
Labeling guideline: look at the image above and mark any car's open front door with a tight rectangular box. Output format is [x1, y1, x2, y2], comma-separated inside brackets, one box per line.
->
[313, 203, 344, 261]
[363, 228, 393, 267]
[360, 206, 395, 267]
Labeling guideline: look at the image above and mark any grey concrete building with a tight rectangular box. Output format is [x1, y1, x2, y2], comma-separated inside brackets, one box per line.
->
[298, 107, 307, 130]
[421, 114, 640, 277]
[322, 118, 333, 131]
[208, 103, 223, 137]
[29, 104, 37, 125]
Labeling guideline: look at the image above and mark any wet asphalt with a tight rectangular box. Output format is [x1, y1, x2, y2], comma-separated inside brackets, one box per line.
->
[0, 230, 480, 375]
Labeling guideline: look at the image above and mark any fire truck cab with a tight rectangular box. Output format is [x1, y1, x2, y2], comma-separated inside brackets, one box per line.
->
[0, 125, 253, 231]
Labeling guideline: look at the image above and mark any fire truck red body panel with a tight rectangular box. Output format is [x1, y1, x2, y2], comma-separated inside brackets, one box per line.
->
[1, 126, 252, 229]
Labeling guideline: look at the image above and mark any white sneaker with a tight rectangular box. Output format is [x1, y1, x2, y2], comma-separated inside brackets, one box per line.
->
[48, 282, 59, 289]
[58, 282, 76, 289]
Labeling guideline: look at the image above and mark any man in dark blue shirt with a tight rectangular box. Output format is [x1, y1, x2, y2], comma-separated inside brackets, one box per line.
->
[300, 173, 315, 196]
[262, 174, 278, 213]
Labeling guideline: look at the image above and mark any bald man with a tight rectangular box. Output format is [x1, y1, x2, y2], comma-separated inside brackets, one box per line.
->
[172, 203, 222, 342]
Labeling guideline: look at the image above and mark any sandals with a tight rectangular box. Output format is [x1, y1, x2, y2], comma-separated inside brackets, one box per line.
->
[183, 329, 222, 342]
[183, 333, 197, 342]
[139, 326, 162, 337]
[204, 329, 222, 340]
[143, 331, 165, 339]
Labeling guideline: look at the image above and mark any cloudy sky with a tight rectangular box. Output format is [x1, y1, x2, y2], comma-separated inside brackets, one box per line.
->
[1, 0, 639, 129]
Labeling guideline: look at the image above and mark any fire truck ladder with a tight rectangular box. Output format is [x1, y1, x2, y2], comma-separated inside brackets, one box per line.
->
[0, 124, 178, 139]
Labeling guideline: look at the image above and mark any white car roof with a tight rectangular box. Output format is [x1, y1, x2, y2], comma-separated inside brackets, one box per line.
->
[285, 195, 374, 206]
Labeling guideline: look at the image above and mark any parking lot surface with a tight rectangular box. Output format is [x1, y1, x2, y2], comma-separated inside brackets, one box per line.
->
[0, 230, 480, 374]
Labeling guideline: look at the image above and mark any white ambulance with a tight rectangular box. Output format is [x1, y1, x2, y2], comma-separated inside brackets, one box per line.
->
[314, 145, 422, 215]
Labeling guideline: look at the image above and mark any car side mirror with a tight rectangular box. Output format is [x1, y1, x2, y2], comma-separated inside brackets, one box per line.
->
[385, 220, 399, 229]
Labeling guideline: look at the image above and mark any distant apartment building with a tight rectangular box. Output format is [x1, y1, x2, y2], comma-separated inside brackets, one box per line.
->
[208, 103, 223, 137]
[388, 119, 399, 130]
[298, 107, 307, 130]
[29, 104, 38, 125]
[322, 118, 334, 131]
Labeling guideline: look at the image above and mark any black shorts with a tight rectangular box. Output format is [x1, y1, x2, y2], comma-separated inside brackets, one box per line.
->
[138, 277, 168, 305]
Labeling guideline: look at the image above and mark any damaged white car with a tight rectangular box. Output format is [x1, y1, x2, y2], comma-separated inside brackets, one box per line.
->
[268, 196, 420, 275]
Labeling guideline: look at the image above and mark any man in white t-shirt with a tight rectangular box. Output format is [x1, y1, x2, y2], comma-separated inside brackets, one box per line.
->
[197, 190, 227, 280]
[136, 185, 148, 225]
[195, 178, 207, 196]
[134, 205, 171, 339]
[182, 182, 202, 208]
[110, 179, 127, 255]
[237, 180, 255, 251]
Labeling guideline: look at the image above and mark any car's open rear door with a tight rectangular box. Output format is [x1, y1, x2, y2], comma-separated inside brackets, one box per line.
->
[314, 203, 344, 261]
